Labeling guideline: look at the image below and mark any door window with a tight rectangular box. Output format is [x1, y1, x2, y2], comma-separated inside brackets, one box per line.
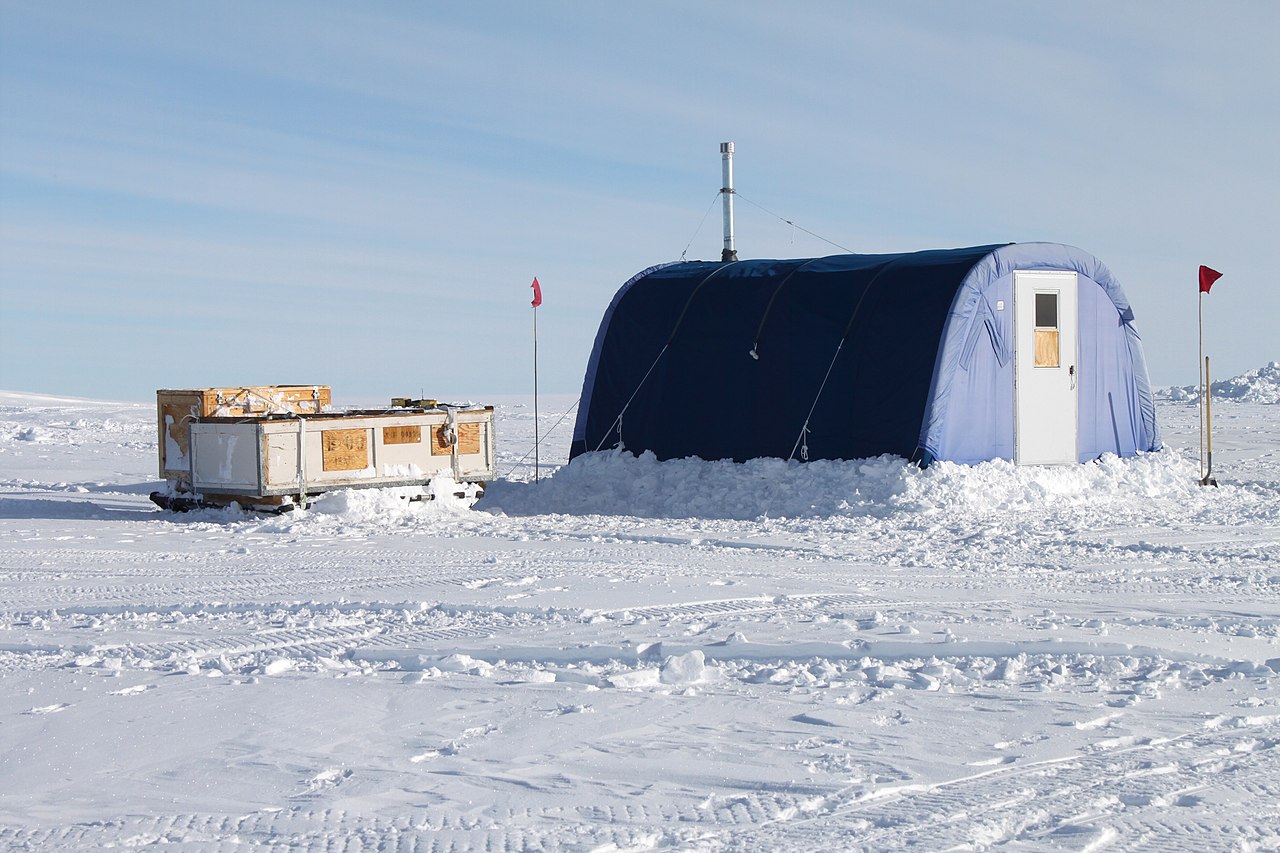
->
[1034, 292, 1059, 368]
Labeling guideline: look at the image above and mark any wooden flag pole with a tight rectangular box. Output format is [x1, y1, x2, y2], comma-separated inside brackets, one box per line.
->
[1197, 265, 1223, 486]
[533, 300, 540, 482]
[1198, 290, 1205, 482]
[1199, 304, 1219, 486]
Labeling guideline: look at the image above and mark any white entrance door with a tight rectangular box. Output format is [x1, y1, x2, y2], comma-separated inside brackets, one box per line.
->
[1014, 270, 1078, 465]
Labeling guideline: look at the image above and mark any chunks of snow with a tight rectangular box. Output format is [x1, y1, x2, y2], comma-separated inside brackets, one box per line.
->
[303, 478, 480, 523]
[606, 668, 661, 689]
[262, 658, 295, 676]
[481, 444, 1212, 522]
[660, 650, 708, 685]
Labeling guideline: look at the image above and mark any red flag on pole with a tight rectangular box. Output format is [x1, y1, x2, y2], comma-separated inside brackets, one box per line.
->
[1199, 265, 1222, 294]
[530, 277, 542, 307]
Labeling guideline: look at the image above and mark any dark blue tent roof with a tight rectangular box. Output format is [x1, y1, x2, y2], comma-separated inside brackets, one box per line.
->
[570, 245, 1007, 463]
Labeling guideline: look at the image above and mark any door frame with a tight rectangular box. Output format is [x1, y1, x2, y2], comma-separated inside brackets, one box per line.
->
[1013, 270, 1078, 465]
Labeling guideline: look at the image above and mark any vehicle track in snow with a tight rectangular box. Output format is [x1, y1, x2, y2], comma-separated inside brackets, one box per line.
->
[0, 540, 801, 611]
[0, 547, 569, 611]
[4, 593, 902, 672]
[94, 623, 496, 664]
[4, 507, 1276, 618]
[7, 582, 1274, 678]
[0, 808, 667, 851]
[607, 591, 899, 621]
[3, 719, 1274, 850]
[710, 716, 1280, 851]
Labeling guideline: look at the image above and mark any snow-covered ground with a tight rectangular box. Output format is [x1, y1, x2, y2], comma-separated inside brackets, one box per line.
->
[1, 376, 1277, 851]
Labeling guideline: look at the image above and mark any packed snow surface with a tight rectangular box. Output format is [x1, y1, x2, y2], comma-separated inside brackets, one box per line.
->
[1, 373, 1278, 850]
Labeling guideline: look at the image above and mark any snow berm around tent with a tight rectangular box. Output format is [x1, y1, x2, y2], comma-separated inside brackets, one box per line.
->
[570, 242, 1160, 466]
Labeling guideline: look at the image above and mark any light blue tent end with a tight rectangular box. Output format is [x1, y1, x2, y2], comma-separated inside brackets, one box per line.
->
[918, 243, 1160, 464]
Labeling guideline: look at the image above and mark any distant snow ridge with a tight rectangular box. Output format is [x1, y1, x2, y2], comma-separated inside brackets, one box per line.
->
[480, 447, 1201, 521]
[1163, 361, 1280, 404]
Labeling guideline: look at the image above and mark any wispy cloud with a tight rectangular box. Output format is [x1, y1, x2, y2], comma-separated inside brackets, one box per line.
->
[2, 1, 1276, 398]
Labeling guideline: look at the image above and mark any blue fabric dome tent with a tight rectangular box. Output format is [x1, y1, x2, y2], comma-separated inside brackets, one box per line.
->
[569, 243, 1159, 466]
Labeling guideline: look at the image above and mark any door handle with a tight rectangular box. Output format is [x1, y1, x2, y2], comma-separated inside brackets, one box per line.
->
[1069, 364, 1076, 390]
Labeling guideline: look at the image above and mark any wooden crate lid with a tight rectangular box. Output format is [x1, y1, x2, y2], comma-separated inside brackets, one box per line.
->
[157, 386, 331, 417]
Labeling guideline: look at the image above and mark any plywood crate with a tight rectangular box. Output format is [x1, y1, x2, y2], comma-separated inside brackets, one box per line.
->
[157, 386, 331, 483]
[185, 407, 496, 501]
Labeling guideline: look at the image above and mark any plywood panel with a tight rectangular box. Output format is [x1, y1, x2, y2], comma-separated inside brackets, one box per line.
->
[157, 392, 203, 476]
[457, 422, 481, 455]
[1034, 329, 1060, 368]
[430, 425, 451, 456]
[383, 425, 421, 445]
[322, 429, 368, 471]
[430, 423, 483, 456]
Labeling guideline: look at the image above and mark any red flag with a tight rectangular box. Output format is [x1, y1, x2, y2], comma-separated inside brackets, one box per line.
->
[530, 277, 542, 308]
[1199, 265, 1223, 294]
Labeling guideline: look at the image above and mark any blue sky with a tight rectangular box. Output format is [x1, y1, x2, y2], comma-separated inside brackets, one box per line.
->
[2, 2, 1276, 402]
